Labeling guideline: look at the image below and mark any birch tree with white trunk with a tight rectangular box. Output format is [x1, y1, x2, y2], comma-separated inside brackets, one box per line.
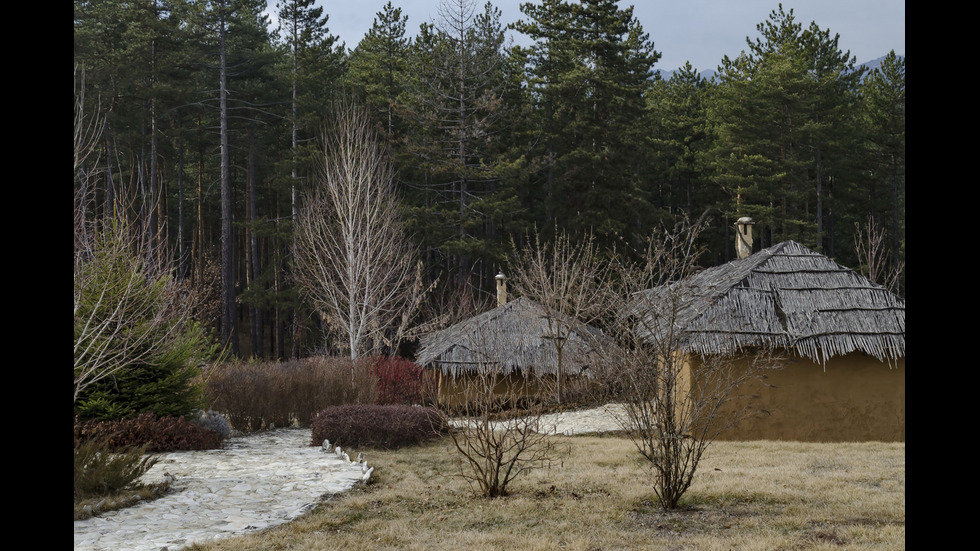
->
[293, 103, 418, 359]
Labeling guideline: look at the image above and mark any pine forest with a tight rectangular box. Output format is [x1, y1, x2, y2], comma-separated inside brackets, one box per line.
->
[74, 0, 906, 360]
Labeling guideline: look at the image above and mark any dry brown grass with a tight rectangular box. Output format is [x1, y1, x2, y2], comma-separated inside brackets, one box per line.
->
[185, 436, 904, 550]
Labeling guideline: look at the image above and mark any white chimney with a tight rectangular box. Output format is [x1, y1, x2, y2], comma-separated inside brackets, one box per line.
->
[736, 217, 754, 259]
[495, 272, 508, 306]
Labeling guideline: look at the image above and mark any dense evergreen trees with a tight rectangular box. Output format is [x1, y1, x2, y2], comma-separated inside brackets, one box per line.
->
[410, 1, 510, 284]
[514, 0, 659, 247]
[704, 6, 880, 262]
[860, 50, 905, 292]
[75, 0, 906, 359]
[346, 1, 410, 138]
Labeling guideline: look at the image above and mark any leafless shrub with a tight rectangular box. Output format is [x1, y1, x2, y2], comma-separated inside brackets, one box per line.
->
[74, 413, 223, 452]
[508, 229, 612, 403]
[203, 357, 378, 432]
[311, 405, 446, 449]
[603, 216, 779, 510]
[441, 327, 567, 498]
[446, 373, 566, 498]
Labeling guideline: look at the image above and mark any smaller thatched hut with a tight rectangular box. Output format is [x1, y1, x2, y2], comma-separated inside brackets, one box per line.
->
[415, 296, 610, 405]
[633, 239, 905, 441]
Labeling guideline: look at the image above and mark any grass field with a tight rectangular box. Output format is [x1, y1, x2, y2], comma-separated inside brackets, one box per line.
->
[184, 434, 904, 550]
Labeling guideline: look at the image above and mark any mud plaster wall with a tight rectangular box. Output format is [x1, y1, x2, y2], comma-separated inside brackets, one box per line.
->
[433, 370, 556, 408]
[702, 353, 905, 442]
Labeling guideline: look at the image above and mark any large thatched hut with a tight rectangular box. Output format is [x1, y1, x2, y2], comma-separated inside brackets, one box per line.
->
[635, 237, 905, 441]
[416, 294, 610, 405]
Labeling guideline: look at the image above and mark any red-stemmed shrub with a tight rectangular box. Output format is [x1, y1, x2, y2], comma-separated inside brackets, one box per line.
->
[74, 413, 222, 452]
[311, 405, 446, 450]
[372, 357, 436, 405]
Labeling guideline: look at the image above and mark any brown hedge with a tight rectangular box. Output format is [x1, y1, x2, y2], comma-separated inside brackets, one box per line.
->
[204, 357, 378, 432]
[74, 413, 222, 452]
[311, 405, 446, 450]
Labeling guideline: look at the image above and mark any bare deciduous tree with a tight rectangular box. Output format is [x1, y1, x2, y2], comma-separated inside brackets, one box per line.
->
[605, 217, 777, 510]
[75, 65, 102, 253]
[74, 66, 101, 180]
[508, 229, 611, 403]
[854, 215, 904, 295]
[293, 102, 419, 359]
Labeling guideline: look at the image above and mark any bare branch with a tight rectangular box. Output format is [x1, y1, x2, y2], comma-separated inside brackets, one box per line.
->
[442, 325, 567, 498]
[854, 215, 904, 294]
[602, 217, 781, 510]
[508, 228, 613, 403]
[293, 102, 421, 359]
[73, 216, 212, 404]
[74, 65, 102, 177]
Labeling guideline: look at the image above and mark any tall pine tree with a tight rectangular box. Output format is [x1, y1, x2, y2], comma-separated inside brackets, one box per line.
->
[705, 5, 865, 253]
[514, 0, 659, 248]
[861, 51, 905, 293]
[402, 0, 509, 286]
[347, 1, 411, 138]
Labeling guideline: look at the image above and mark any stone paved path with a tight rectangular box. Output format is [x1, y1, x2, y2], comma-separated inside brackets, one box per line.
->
[73, 405, 624, 551]
[534, 403, 627, 435]
[73, 428, 370, 551]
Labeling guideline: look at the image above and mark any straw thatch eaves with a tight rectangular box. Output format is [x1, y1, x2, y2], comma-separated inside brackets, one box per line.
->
[416, 296, 611, 378]
[633, 241, 905, 364]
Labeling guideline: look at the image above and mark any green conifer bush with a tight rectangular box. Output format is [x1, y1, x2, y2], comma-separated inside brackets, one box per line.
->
[74, 220, 218, 421]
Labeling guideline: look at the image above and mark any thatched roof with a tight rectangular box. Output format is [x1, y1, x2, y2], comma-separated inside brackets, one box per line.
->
[416, 296, 610, 377]
[633, 241, 905, 364]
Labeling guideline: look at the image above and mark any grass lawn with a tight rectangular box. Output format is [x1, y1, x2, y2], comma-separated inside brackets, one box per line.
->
[183, 434, 904, 550]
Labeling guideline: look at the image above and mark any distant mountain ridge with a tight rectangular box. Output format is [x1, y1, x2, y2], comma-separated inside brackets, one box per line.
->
[859, 54, 904, 73]
[654, 54, 904, 82]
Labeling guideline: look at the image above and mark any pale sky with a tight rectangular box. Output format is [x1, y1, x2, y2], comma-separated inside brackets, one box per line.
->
[304, 0, 905, 72]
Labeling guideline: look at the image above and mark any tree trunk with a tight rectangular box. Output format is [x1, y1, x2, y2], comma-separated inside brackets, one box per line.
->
[891, 154, 900, 294]
[177, 127, 186, 279]
[290, 16, 300, 359]
[248, 123, 263, 357]
[219, 10, 239, 355]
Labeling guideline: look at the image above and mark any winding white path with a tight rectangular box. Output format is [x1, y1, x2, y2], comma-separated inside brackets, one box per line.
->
[73, 428, 370, 551]
[73, 405, 625, 551]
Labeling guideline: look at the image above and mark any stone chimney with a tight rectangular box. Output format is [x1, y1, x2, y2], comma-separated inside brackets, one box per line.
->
[735, 217, 754, 259]
[495, 272, 509, 306]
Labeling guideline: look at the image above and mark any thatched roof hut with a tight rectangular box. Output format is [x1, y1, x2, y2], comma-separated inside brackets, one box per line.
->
[632, 239, 905, 441]
[416, 296, 609, 378]
[633, 240, 905, 364]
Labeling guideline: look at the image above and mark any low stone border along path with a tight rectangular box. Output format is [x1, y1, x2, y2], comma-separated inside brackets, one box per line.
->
[73, 404, 625, 551]
[74, 428, 372, 551]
